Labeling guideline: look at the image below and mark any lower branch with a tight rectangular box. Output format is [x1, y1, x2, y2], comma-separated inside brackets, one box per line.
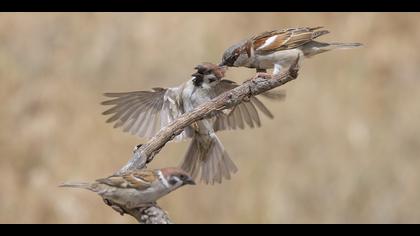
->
[124, 205, 172, 224]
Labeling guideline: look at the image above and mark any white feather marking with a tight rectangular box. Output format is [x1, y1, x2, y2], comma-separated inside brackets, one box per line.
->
[273, 64, 283, 75]
[131, 174, 147, 185]
[157, 171, 170, 188]
[257, 35, 278, 50]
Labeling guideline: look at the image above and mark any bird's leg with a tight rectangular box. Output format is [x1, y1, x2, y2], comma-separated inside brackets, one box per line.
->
[191, 122, 200, 133]
[111, 205, 126, 216]
[103, 198, 126, 216]
[253, 72, 272, 80]
[243, 69, 271, 82]
[256, 68, 267, 73]
[136, 202, 157, 210]
[252, 68, 272, 80]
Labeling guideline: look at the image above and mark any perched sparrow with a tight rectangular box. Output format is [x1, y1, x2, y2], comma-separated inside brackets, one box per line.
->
[220, 26, 362, 77]
[59, 167, 195, 211]
[101, 63, 284, 184]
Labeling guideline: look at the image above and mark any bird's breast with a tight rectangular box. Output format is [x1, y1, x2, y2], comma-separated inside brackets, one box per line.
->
[182, 86, 213, 112]
[255, 48, 303, 69]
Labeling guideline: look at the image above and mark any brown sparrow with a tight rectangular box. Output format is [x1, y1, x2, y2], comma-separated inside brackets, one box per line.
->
[219, 26, 362, 77]
[101, 63, 284, 185]
[59, 167, 195, 212]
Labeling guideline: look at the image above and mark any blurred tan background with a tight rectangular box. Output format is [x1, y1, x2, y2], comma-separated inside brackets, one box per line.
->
[0, 13, 419, 223]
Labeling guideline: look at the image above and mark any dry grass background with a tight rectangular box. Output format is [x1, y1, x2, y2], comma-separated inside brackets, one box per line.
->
[0, 13, 419, 223]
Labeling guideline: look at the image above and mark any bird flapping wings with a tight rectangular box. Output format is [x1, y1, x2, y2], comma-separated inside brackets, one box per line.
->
[101, 81, 283, 140]
[101, 87, 181, 139]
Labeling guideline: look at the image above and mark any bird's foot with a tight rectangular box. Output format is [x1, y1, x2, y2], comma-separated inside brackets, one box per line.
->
[254, 72, 272, 80]
[243, 72, 272, 84]
[137, 202, 158, 212]
[111, 205, 126, 216]
[256, 68, 267, 73]
[103, 199, 126, 216]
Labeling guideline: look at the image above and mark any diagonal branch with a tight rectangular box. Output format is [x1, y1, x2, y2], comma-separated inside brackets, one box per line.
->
[117, 62, 300, 176]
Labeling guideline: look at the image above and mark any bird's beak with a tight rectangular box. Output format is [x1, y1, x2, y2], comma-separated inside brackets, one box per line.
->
[184, 178, 196, 185]
[219, 65, 228, 72]
[218, 61, 225, 67]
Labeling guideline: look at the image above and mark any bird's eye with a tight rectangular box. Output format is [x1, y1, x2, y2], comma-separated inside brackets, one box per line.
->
[169, 176, 181, 185]
[169, 178, 177, 185]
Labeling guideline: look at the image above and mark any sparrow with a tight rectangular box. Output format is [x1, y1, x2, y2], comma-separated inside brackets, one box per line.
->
[219, 26, 362, 77]
[101, 63, 284, 185]
[59, 167, 195, 213]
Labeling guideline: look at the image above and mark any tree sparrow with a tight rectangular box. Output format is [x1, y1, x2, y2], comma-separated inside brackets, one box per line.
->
[219, 26, 362, 77]
[59, 167, 195, 212]
[101, 63, 284, 184]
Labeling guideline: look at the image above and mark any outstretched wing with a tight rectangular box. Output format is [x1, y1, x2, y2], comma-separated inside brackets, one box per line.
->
[101, 87, 187, 140]
[212, 80, 284, 131]
[253, 26, 329, 54]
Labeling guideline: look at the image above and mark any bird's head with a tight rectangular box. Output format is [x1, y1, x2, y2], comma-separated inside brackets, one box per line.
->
[220, 43, 242, 67]
[192, 63, 226, 88]
[160, 167, 195, 189]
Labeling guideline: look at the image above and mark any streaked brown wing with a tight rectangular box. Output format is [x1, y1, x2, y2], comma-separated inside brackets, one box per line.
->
[101, 88, 167, 138]
[212, 80, 280, 132]
[96, 170, 155, 190]
[252, 29, 291, 50]
[253, 26, 326, 53]
[96, 176, 127, 188]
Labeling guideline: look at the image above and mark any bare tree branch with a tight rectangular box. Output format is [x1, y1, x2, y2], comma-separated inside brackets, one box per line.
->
[108, 59, 300, 223]
[121, 205, 173, 224]
[117, 63, 300, 175]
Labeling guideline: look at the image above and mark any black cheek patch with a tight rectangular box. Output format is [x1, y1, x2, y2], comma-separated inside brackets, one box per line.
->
[227, 54, 239, 66]
[193, 76, 204, 87]
[168, 178, 178, 186]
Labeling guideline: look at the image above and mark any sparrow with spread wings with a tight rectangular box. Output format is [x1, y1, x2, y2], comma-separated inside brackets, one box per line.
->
[219, 26, 362, 77]
[101, 63, 284, 185]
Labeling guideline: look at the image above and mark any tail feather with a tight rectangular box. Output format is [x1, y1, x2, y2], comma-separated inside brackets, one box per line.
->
[302, 41, 362, 57]
[59, 182, 96, 191]
[327, 42, 363, 49]
[181, 138, 201, 180]
[180, 134, 238, 185]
